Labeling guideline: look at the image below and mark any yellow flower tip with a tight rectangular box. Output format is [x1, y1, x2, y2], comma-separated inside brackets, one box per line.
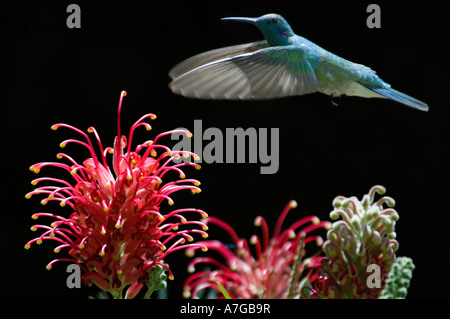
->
[70, 169, 77, 176]
[200, 211, 208, 218]
[103, 207, 109, 213]
[31, 214, 39, 220]
[161, 245, 167, 252]
[202, 233, 209, 239]
[186, 132, 193, 138]
[150, 114, 157, 120]
[173, 154, 180, 160]
[46, 265, 52, 270]
[101, 229, 106, 235]
[168, 199, 174, 206]
[49, 232, 55, 238]
[87, 127, 94, 133]
[150, 150, 157, 157]
[172, 225, 179, 231]
[30, 226, 37, 232]
[187, 265, 195, 273]
[195, 165, 202, 170]
[30, 179, 38, 186]
[51, 124, 58, 131]
[188, 237, 194, 242]
[201, 247, 208, 252]
[108, 148, 114, 154]
[25, 193, 32, 199]
[40, 199, 48, 205]
[79, 244, 85, 250]
[59, 142, 67, 148]
[180, 173, 186, 179]
[158, 216, 165, 222]
[115, 223, 121, 229]
[312, 216, 320, 225]
[126, 175, 132, 181]
[106, 182, 112, 188]
[191, 188, 201, 194]
[183, 290, 192, 299]
[24, 244, 31, 250]
[290, 200, 298, 209]
[53, 247, 60, 253]
[56, 153, 63, 159]
[194, 181, 201, 186]
[202, 225, 209, 231]
[36, 239, 42, 245]
[48, 194, 54, 200]
[99, 251, 105, 257]
[168, 275, 174, 281]
[59, 201, 66, 207]
[145, 125, 152, 131]
[117, 269, 123, 276]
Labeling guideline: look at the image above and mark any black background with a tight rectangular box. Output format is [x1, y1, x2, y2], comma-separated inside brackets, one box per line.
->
[2, 0, 449, 302]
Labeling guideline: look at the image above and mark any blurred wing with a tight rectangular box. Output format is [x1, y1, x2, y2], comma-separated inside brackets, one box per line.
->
[169, 45, 318, 99]
[169, 40, 269, 79]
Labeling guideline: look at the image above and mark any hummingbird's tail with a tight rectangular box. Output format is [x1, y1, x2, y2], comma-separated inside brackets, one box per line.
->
[369, 87, 429, 112]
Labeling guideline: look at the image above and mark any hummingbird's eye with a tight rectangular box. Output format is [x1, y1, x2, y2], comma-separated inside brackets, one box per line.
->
[267, 18, 279, 25]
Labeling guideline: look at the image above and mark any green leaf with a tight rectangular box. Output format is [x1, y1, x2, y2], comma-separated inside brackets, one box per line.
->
[216, 282, 232, 299]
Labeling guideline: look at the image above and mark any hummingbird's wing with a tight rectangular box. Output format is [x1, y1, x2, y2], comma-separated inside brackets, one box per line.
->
[169, 40, 269, 80]
[169, 45, 318, 99]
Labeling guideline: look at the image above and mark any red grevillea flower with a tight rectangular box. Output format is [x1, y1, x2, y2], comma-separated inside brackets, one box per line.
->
[25, 91, 208, 299]
[183, 201, 331, 299]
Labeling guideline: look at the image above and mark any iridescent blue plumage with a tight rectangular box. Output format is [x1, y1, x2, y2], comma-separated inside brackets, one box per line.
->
[169, 13, 428, 111]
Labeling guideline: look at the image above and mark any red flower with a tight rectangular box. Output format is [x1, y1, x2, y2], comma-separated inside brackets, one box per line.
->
[183, 201, 330, 299]
[25, 91, 208, 298]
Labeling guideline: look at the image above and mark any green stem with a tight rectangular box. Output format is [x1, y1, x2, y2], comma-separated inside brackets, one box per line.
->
[287, 239, 305, 299]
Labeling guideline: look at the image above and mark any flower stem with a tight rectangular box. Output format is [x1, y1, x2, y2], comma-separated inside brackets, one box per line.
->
[287, 238, 305, 299]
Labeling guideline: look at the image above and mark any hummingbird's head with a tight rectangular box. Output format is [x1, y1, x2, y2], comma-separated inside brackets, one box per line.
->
[222, 13, 294, 46]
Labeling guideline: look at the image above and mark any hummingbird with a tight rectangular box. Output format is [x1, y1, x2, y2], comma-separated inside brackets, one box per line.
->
[168, 13, 428, 111]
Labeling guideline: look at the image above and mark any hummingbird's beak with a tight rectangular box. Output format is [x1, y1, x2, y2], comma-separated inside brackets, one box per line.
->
[221, 17, 257, 24]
